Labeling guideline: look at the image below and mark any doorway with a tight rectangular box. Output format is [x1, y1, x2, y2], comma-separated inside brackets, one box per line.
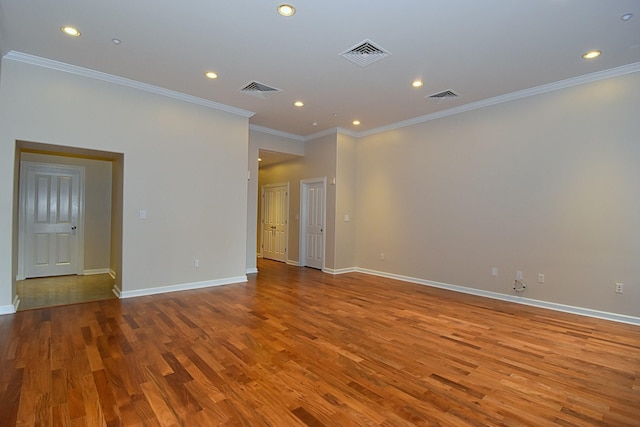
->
[300, 178, 326, 270]
[13, 141, 123, 311]
[261, 183, 289, 262]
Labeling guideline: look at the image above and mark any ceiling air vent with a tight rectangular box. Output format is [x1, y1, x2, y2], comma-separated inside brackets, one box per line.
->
[239, 81, 281, 99]
[340, 39, 391, 67]
[427, 90, 460, 101]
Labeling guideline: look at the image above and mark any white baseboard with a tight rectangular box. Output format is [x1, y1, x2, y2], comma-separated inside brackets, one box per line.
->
[357, 267, 640, 326]
[324, 267, 357, 275]
[246, 268, 258, 274]
[119, 275, 248, 299]
[0, 304, 15, 315]
[287, 260, 300, 267]
[0, 295, 19, 314]
[112, 284, 122, 298]
[82, 268, 111, 275]
[109, 269, 117, 280]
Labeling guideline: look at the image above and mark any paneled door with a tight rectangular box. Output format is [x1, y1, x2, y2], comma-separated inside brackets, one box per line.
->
[20, 162, 84, 278]
[301, 178, 325, 270]
[262, 183, 289, 262]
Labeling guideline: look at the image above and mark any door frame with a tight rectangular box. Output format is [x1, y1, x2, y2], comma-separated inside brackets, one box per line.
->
[17, 161, 86, 280]
[299, 177, 326, 270]
[260, 182, 290, 261]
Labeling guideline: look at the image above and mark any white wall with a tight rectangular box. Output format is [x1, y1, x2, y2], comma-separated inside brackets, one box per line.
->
[356, 71, 640, 317]
[0, 58, 250, 310]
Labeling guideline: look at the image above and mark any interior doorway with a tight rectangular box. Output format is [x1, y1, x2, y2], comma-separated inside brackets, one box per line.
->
[13, 141, 123, 311]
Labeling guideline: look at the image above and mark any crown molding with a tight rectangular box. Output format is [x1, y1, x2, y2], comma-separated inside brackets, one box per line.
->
[3, 51, 255, 118]
[6, 50, 637, 139]
[249, 124, 304, 141]
[359, 61, 640, 137]
[303, 127, 339, 141]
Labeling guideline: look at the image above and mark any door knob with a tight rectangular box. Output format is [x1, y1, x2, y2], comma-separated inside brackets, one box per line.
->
[71, 226, 77, 230]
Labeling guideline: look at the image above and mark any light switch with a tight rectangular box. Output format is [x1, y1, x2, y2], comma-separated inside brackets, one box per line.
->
[344, 214, 350, 222]
[139, 210, 147, 219]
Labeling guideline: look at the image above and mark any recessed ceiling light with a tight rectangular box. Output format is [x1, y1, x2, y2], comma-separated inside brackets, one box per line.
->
[582, 50, 601, 59]
[621, 13, 633, 21]
[277, 4, 295, 17]
[112, 38, 121, 45]
[294, 101, 304, 107]
[352, 120, 361, 126]
[412, 80, 424, 88]
[61, 26, 81, 37]
[205, 71, 218, 79]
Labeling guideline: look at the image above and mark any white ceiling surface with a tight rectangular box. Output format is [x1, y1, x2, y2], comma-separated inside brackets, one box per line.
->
[0, 1, 639, 138]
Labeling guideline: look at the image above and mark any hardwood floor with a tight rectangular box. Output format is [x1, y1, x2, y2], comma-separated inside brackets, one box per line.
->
[16, 274, 116, 311]
[1, 259, 639, 426]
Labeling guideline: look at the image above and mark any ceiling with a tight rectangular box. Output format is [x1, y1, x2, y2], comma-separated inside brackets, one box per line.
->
[0, 1, 638, 139]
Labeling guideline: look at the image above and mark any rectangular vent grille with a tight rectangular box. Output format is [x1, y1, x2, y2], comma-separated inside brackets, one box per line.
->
[340, 39, 391, 67]
[240, 81, 281, 99]
[427, 90, 460, 100]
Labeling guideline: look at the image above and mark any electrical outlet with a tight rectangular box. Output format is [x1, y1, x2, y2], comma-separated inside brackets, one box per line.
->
[538, 273, 545, 283]
[491, 267, 498, 277]
[194, 259, 200, 268]
[516, 271, 523, 280]
[380, 253, 385, 260]
[615, 283, 624, 294]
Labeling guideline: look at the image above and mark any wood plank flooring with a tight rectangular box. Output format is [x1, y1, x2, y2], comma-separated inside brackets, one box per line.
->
[1, 259, 639, 426]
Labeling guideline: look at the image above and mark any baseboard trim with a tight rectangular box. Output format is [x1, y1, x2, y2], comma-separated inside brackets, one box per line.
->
[324, 267, 357, 275]
[287, 260, 300, 267]
[112, 284, 122, 298]
[12, 295, 20, 312]
[82, 268, 111, 275]
[119, 275, 248, 299]
[109, 269, 117, 280]
[0, 302, 16, 315]
[246, 268, 258, 274]
[357, 268, 640, 326]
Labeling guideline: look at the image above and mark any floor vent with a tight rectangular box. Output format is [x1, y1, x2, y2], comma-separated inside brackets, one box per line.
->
[340, 39, 391, 67]
[240, 81, 281, 99]
[427, 90, 460, 100]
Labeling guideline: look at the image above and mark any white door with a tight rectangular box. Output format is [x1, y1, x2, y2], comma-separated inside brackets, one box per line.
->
[20, 162, 84, 278]
[301, 179, 325, 270]
[262, 183, 289, 262]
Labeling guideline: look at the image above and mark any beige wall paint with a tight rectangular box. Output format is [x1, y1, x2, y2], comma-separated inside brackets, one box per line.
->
[356, 71, 640, 317]
[0, 58, 249, 308]
[335, 133, 357, 270]
[20, 152, 113, 272]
